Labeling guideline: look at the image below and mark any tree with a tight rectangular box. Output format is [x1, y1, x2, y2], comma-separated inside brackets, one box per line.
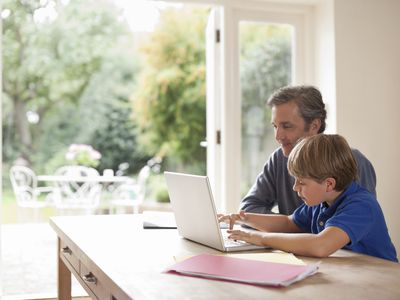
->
[240, 36, 292, 135]
[2, 0, 128, 165]
[132, 8, 208, 172]
[239, 23, 292, 191]
[240, 23, 292, 124]
[38, 46, 147, 174]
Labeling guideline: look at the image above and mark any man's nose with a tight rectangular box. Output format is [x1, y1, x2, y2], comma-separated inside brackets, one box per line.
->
[275, 127, 284, 141]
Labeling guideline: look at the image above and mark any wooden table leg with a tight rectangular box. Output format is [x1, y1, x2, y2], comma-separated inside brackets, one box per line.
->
[57, 237, 72, 300]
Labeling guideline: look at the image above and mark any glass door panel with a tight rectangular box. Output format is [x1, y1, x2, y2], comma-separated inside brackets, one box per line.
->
[239, 22, 293, 196]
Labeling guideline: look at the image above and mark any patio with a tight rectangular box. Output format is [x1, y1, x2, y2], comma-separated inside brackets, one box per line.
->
[1, 222, 87, 299]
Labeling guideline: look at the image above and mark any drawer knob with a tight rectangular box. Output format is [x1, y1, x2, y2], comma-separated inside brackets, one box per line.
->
[83, 272, 97, 284]
[62, 246, 72, 255]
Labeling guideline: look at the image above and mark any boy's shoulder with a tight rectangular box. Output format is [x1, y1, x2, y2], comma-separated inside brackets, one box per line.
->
[339, 182, 378, 209]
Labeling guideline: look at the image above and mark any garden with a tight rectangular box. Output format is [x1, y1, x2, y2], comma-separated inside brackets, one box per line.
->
[2, 0, 291, 223]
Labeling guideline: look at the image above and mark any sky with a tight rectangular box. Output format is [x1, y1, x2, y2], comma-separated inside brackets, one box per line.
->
[114, 0, 183, 32]
[30, 0, 182, 32]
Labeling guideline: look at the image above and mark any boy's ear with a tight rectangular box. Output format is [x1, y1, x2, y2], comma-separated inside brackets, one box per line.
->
[325, 177, 336, 192]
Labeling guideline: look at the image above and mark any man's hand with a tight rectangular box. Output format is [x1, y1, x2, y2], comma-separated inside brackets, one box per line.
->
[217, 210, 247, 230]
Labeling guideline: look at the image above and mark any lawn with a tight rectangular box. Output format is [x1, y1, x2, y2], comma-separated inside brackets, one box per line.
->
[1, 188, 57, 224]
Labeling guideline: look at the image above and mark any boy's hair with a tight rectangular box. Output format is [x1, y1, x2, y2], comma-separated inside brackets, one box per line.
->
[267, 85, 327, 133]
[287, 134, 358, 191]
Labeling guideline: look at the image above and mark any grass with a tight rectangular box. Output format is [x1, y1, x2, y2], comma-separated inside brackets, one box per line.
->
[1, 189, 18, 223]
[1, 187, 57, 224]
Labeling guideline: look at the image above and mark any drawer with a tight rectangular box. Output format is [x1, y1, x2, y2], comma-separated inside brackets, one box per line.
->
[80, 262, 109, 300]
[60, 240, 79, 273]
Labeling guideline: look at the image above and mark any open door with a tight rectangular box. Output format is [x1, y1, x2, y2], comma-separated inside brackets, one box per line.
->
[205, 5, 309, 214]
[205, 7, 223, 211]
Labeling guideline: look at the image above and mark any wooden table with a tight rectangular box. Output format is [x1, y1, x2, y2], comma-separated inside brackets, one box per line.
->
[50, 214, 400, 300]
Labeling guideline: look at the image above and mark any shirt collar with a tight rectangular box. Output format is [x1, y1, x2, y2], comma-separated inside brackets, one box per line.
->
[322, 181, 358, 212]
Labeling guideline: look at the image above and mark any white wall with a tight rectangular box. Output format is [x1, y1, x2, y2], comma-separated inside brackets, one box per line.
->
[223, 0, 400, 254]
[315, 0, 400, 252]
[313, 0, 336, 133]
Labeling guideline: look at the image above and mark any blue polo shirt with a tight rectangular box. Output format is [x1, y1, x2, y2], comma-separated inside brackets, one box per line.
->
[292, 181, 398, 262]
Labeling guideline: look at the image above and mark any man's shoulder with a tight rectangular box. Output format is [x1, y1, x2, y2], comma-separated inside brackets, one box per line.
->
[270, 147, 285, 160]
[350, 148, 370, 161]
[350, 147, 375, 165]
[266, 147, 287, 168]
[351, 147, 376, 166]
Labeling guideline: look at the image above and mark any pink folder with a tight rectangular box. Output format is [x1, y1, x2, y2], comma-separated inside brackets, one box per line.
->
[165, 253, 319, 287]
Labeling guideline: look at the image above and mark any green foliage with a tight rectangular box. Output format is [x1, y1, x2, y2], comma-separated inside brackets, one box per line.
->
[91, 101, 151, 174]
[146, 174, 170, 203]
[132, 8, 208, 171]
[240, 23, 292, 135]
[2, 0, 146, 175]
[37, 48, 147, 174]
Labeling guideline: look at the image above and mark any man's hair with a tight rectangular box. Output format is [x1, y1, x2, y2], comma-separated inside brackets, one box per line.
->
[267, 85, 327, 133]
[287, 134, 358, 191]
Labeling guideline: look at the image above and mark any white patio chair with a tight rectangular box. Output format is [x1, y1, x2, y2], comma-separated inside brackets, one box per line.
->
[9, 165, 58, 221]
[53, 165, 102, 215]
[110, 165, 150, 214]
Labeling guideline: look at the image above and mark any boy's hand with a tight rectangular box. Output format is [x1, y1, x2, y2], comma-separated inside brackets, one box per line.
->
[217, 210, 247, 230]
[227, 229, 264, 246]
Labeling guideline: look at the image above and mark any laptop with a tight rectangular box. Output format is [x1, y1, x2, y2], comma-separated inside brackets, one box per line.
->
[164, 171, 266, 252]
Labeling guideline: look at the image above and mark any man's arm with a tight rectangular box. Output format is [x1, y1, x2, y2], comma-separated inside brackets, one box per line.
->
[240, 153, 278, 214]
[240, 148, 301, 215]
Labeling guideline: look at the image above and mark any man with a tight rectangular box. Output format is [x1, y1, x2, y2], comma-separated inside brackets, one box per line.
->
[240, 85, 376, 215]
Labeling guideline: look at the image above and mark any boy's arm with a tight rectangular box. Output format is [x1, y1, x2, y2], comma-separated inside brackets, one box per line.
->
[219, 211, 301, 233]
[240, 212, 302, 233]
[228, 226, 350, 258]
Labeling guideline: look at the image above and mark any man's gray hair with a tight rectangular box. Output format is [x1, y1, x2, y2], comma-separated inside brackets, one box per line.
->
[267, 85, 327, 133]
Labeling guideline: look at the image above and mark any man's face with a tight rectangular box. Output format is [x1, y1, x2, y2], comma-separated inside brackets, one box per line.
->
[271, 101, 318, 157]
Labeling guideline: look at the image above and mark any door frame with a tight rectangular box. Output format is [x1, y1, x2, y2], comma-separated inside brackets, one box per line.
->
[216, 2, 314, 212]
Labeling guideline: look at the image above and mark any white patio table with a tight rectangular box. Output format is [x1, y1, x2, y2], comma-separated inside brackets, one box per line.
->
[37, 174, 132, 213]
[37, 175, 130, 183]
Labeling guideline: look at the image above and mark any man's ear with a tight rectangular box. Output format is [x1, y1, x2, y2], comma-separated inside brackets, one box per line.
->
[310, 119, 321, 134]
[325, 177, 336, 192]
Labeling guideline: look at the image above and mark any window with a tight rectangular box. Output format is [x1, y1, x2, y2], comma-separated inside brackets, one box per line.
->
[239, 21, 293, 197]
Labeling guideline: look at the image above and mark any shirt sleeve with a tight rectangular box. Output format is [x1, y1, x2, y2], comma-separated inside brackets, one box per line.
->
[291, 203, 313, 233]
[240, 154, 277, 214]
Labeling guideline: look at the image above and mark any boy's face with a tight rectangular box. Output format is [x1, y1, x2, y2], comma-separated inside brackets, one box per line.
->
[292, 177, 329, 206]
[271, 101, 319, 157]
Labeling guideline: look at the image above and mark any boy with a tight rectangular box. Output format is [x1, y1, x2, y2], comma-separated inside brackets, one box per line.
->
[219, 134, 397, 262]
